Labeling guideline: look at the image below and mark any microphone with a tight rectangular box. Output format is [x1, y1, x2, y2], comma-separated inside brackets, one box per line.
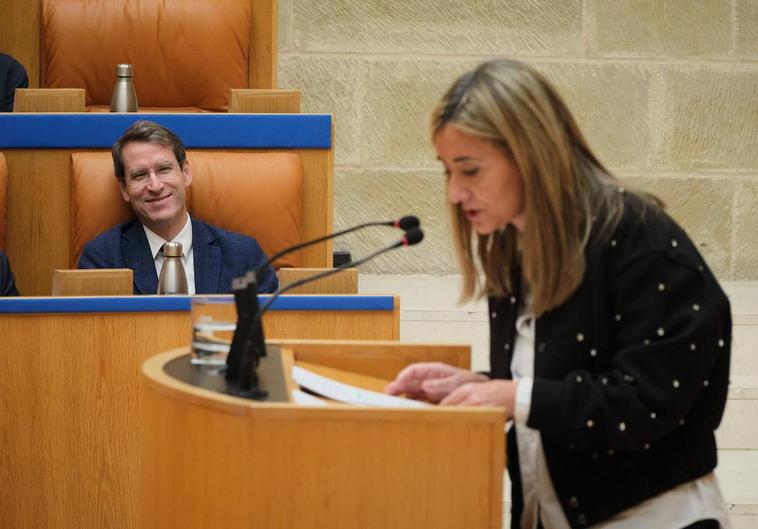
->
[225, 227, 424, 399]
[258, 227, 423, 315]
[253, 215, 420, 279]
[393, 215, 420, 230]
[224, 272, 262, 384]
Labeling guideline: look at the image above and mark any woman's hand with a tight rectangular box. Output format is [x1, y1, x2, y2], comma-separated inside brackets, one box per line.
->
[384, 362, 488, 404]
[440, 379, 517, 416]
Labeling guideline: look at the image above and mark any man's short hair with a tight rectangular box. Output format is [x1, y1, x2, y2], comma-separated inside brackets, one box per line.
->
[112, 120, 187, 180]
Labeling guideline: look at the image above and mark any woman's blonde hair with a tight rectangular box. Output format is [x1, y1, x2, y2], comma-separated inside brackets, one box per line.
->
[432, 59, 660, 315]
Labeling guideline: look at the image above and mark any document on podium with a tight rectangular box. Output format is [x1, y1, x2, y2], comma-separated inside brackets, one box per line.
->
[292, 365, 431, 408]
[291, 388, 329, 406]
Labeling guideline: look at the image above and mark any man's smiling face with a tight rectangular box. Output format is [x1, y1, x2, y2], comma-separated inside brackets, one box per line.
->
[118, 141, 192, 237]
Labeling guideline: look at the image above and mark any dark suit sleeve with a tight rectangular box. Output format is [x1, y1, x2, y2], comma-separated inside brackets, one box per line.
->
[1, 53, 29, 112]
[0, 252, 20, 296]
[250, 240, 278, 293]
[78, 241, 109, 269]
[528, 239, 731, 451]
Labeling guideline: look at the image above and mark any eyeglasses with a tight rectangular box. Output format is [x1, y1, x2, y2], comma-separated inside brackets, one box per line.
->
[124, 163, 180, 185]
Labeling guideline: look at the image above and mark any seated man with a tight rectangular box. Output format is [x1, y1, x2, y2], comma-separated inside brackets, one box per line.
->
[0, 250, 19, 295]
[79, 120, 277, 294]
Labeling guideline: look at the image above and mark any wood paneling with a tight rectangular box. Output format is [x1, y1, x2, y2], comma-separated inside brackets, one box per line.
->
[272, 339, 469, 380]
[249, 0, 278, 88]
[0, 0, 40, 86]
[5, 149, 75, 294]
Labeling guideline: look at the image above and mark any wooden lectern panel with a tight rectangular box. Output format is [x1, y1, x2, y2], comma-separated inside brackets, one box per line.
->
[142, 348, 505, 529]
[271, 339, 469, 380]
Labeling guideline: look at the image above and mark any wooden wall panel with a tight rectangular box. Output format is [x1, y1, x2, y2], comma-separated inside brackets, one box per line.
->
[0, 0, 40, 87]
[249, 0, 278, 88]
[5, 149, 77, 294]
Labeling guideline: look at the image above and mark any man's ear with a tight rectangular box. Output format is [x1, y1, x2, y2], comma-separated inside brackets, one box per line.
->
[118, 179, 131, 203]
[182, 160, 192, 187]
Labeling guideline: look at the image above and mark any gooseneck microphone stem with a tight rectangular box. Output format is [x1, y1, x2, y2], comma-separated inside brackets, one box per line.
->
[253, 215, 420, 279]
[256, 243, 400, 322]
[227, 225, 423, 400]
[257, 222, 384, 272]
[254, 227, 424, 329]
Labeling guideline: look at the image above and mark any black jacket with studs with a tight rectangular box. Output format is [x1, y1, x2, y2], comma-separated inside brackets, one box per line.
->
[488, 196, 731, 528]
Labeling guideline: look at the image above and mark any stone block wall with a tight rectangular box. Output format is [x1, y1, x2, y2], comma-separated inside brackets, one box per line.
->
[279, 0, 758, 280]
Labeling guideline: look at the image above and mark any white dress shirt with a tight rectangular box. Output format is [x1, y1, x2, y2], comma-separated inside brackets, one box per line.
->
[142, 213, 196, 295]
[511, 307, 731, 529]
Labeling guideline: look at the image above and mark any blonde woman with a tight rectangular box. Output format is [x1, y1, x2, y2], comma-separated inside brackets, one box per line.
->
[386, 60, 731, 529]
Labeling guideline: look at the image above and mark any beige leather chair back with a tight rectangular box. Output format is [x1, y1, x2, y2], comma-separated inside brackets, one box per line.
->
[41, 0, 253, 111]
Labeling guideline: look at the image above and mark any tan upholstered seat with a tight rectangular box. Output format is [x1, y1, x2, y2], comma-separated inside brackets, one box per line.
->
[0, 152, 7, 250]
[41, 0, 271, 111]
[70, 152, 303, 269]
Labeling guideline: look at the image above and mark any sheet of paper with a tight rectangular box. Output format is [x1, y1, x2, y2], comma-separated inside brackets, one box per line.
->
[291, 389, 329, 406]
[292, 365, 431, 408]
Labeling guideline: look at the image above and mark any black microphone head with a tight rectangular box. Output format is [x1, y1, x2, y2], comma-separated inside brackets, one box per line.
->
[403, 227, 424, 246]
[396, 215, 420, 230]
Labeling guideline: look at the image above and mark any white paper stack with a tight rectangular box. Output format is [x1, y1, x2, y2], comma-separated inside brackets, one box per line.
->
[292, 366, 431, 408]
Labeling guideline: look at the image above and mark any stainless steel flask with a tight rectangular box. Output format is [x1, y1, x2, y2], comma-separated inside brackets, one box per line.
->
[109, 63, 138, 112]
[157, 242, 189, 295]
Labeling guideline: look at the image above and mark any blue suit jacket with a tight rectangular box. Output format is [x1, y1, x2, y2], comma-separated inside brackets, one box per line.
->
[78, 218, 277, 294]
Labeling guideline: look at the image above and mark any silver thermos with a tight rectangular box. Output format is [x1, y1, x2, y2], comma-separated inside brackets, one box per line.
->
[109, 63, 138, 112]
[157, 242, 189, 295]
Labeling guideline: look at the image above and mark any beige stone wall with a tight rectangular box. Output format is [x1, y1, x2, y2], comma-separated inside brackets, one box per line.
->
[278, 0, 758, 280]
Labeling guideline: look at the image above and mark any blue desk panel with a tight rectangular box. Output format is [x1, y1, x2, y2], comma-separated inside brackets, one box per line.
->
[0, 113, 331, 149]
[0, 295, 394, 314]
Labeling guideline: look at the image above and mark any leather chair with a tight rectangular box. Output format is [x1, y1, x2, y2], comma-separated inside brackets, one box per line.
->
[40, 0, 284, 112]
[0, 152, 8, 249]
[69, 151, 304, 269]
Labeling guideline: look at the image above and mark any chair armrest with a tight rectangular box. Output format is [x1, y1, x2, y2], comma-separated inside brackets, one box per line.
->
[14, 88, 86, 112]
[228, 89, 300, 113]
[277, 267, 358, 294]
[52, 269, 133, 296]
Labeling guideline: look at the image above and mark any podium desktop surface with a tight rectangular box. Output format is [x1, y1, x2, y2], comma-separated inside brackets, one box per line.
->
[0, 294, 400, 529]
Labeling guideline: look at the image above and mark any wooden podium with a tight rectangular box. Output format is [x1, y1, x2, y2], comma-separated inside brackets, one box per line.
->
[142, 342, 505, 529]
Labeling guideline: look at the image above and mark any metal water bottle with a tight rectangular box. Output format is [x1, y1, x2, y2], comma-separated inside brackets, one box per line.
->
[109, 63, 138, 112]
[157, 242, 188, 295]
